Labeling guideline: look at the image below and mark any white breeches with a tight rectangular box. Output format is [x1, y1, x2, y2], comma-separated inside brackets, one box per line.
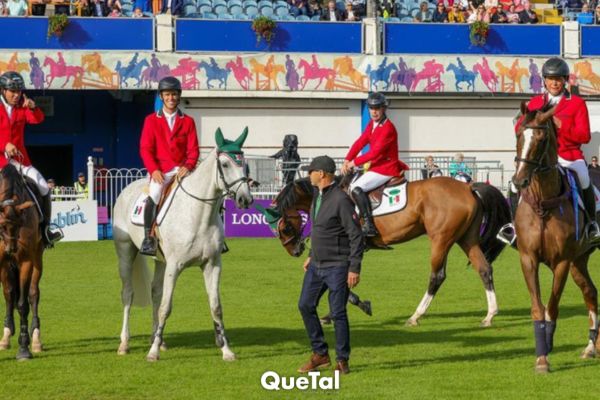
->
[148, 167, 178, 203]
[9, 159, 49, 196]
[350, 171, 392, 192]
[558, 157, 590, 189]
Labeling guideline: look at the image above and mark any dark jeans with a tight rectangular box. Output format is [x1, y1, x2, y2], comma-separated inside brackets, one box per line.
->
[298, 263, 350, 361]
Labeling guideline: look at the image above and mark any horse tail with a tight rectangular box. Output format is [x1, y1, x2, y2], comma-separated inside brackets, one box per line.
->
[131, 254, 152, 307]
[471, 182, 511, 264]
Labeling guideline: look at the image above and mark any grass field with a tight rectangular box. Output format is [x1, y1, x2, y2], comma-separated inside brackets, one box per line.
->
[3, 237, 600, 399]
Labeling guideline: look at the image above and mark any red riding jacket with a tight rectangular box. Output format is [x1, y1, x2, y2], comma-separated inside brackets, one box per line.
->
[345, 118, 408, 176]
[515, 92, 590, 161]
[0, 103, 44, 168]
[140, 109, 200, 174]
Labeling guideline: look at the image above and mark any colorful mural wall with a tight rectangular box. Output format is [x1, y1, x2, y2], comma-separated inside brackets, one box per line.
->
[2, 51, 599, 95]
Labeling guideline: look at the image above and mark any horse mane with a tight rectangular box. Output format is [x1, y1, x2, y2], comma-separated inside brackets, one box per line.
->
[273, 177, 313, 214]
[0, 163, 24, 201]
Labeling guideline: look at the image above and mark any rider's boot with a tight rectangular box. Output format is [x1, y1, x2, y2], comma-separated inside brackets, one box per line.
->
[41, 193, 63, 248]
[583, 186, 600, 245]
[140, 198, 158, 256]
[351, 187, 378, 237]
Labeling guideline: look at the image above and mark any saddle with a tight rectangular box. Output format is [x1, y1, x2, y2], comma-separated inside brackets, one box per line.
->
[131, 179, 179, 227]
[367, 173, 406, 209]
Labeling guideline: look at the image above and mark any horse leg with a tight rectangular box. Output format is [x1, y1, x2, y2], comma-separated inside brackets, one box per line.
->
[116, 239, 137, 355]
[29, 253, 43, 353]
[544, 260, 570, 358]
[147, 261, 181, 361]
[0, 262, 16, 350]
[16, 262, 33, 360]
[406, 237, 451, 326]
[202, 258, 236, 361]
[519, 253, 548, 373]
[151, 259, 167, 352]
[568, 256, 599, 358]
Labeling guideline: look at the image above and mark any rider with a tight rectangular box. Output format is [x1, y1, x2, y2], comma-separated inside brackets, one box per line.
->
[0, 71, 62, 246]
[139, 76, 200, 256]
[515, 57, 600, 244]
[341, 92, 408, 237]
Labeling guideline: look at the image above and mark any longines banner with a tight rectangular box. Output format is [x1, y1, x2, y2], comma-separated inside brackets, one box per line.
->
[3, 50, 600, 95]
[51, 200, 99, 242]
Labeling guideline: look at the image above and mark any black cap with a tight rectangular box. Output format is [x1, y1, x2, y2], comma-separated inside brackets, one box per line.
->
[47, 178, 55, 184]
[301, 155, 336, 174]
[78, 172, 85, 177]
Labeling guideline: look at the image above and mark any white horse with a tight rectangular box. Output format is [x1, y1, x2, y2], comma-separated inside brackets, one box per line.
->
[112, 127, 253, 362]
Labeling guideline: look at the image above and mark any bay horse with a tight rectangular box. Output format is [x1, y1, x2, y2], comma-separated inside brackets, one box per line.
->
[0, 164, 43, 360]
[261, 175, 511, 327]
[112, 128, 253, 362]
[513, 103, 599, 373]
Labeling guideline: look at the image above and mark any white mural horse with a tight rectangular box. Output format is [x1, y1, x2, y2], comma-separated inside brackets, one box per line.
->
[112, 128, 253, 362]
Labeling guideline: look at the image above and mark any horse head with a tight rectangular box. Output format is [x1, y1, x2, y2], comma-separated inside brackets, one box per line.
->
[513, 103, 558, 189]
[214, 127, 254, 209]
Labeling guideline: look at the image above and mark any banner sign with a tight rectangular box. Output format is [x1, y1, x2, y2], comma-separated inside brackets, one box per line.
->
[51, 200, 98, 242]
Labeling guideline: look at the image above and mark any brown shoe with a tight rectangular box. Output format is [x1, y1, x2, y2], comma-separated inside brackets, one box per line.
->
[297, 352, 331, 373]
[335, 360, 350, 374]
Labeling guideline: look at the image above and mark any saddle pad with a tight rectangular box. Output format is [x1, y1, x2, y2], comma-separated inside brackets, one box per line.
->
[372, 182, 408, 217]
[130, 185, 179, 227]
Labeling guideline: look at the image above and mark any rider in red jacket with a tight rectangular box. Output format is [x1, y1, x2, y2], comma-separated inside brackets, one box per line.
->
[139, 76, 200, 256]
[341, 92, 408, 236]
[0, 71, 62, 246]
[515, 57, 600, 243]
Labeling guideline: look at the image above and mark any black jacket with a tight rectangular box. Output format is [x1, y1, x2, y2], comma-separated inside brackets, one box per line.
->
[309, 182, 364, 273]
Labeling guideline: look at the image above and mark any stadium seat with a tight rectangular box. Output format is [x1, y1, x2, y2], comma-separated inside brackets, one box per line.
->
[387, 17, 401, 22]
[261, 6, 274, 16]
[274, 0, 288, 7]
[275, 5, 289, 16]
[296, 14, 310, 21]
[219, 12, 234, 19]
[228, 0, 243, 7]
[257, 0, 272, 8]
[281, 14, 295, 20]
[311, 14, 320, 20]
[242, 0, 258, 8]
[122, 3, 134, 12]
[410, 8, 419, 17]
[143, 11, 154, 17]
[198, 0, 211, 5]
[400, 16, 413, 22]
[213, 0, 227, 6]
[183, 0, 196, 6]
[237, 13, 251, 19]
[199, 4, 212, 12]
[246, 5, 259, 16]
[230, 4, 243, 14]
[271, 14, 281, 20]
[213, 4, 227, 13]
[183, 4, 198, 15]
[203, 11, 218, 18]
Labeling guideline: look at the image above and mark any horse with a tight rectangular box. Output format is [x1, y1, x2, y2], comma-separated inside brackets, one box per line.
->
[297, 59, 336, 90]
[333, 56, 366, 90]
[142, 65, 171, 89]
[81, 53, 116, 87]
[198, 61, 231, 89]
[115, 59, 149, 88]
[260, 175, 511, 327]
[473, 62, 498, 92]
[410, 62, 445, 92]
[574, 61, 600, 92]
[512, 103, 600, 373]
[29, 63, 45, 90]
[112, 128, 253, 362]
[390, 58, 416, 92]
[365, 62, 398, 91]
[226, 60, 252, 91]
[43, 56, 83, 89]
[0, 164, 44, 360]
[446, 63, 478, 92]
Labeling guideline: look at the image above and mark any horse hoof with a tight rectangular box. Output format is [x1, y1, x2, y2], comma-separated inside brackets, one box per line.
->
[16, 349, 33, 361]
[405, 319, 419, 327]
[222, 352, 237, 362]
[581, 347, 596, 359]
[31, 343, 43, 353]
[480, 319, 493, 328]
[117, 344, 129, 355]
[146, 353, 159, 362]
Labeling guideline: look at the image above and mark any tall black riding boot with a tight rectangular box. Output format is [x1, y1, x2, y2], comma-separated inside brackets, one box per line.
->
[351, 187, 378, 237]
[583, 187, 600, 244]
[41, 194, 62, 247]
[139, 198, 158, 256]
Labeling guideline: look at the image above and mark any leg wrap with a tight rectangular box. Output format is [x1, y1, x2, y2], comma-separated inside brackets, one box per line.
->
[534, 320, 548, 357]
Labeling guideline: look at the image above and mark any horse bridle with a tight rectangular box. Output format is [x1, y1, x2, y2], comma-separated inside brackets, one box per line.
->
[279, 211, 309, 255]
[177, 151, 250, 202]
[514, 120, 555, 179]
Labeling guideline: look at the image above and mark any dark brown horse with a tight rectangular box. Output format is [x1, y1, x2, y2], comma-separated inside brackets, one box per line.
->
[513, 102, 599, 373]
[262, 174, 511, 327]
[0, 164, 44, 360]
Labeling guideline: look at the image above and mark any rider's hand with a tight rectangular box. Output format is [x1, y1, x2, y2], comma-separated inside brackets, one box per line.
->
[22, 94, 35, 109]
[347, 272, 360, 288]
[151, 170, 164, 184]
[5, 143, 18, 157]
[303, 257, 311, 272]
[341, 160, 355, 175]
[552, 116, 562, 129]
[176, 167, 189, 180]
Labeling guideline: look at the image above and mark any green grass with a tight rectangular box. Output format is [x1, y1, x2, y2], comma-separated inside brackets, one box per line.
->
[3, 238, 600, 399]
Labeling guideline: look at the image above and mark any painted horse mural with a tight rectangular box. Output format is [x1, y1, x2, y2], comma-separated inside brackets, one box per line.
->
[390, 57, 416, 92]
[199, 58, 230, 89]
[411, 59, 445, 92]
[473, 58, 498, 92]
[333, 56, 366, 90]
[366, 58, 398, 91]
[297, 58, 335, 90]
[446, 63, 478, 92]
[43, 56, 83, 88]
[226, 58, 253, 91]
[115, 59, 149, 88]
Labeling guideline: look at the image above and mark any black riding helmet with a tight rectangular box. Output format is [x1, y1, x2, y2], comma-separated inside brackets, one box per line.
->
[542, 57, 570, 79]
[367, 92, 389, 108]
[0, 71, 26, 91]
[158, 76, 182, 93]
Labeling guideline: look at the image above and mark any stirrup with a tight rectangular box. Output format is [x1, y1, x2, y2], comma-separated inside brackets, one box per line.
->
[585, 221, 600, 244]
[44, 223, 64, 248]
[497, 223, 517, 247]
[362, 223, 378, 238]
[139, 237, 158, 256]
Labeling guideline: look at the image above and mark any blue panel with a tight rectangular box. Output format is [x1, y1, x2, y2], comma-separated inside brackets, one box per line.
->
[0, 17, 154, 50]
[581, 26, 600, 56]
[176, 20, 362, 53]
[384, 23, 561, 56]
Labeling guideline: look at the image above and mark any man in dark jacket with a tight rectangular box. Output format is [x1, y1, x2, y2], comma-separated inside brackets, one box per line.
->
[297, 156, 364, 375]
[321, 0, 345, 21]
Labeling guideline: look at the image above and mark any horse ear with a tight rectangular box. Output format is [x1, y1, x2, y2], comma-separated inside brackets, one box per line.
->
[520, 101, 528, 116]
[235, 127, 249, 148]
[539, 105, 557, 123]
[215, 128, 225, 148]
